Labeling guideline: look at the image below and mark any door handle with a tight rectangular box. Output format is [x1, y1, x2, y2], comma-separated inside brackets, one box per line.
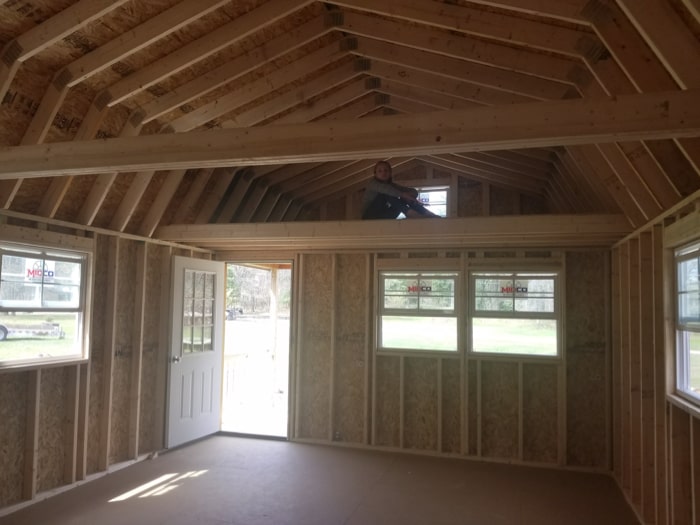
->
[171, 355, 181, 363]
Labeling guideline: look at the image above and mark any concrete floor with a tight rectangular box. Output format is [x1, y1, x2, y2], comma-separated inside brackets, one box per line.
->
[0, 435, 639, 525]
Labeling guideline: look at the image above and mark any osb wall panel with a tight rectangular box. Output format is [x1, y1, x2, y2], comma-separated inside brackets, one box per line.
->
[480, 361, 519, 460]
[403, 357, 438, 451]
[109, 354, 131, 464]
[332, 254, 367, 444]
[37, 366, 67, 493]
[459, 180, 482, 217]
[693, 417, 700, 523]
[521, 194, 548, 214]
[139, 244, 168, 452]
[670, 405, 692, 524]
[374, 355, 400, 447]
[467, 360, 478, 456]
[490, 186, 519, 215]
[0, 372, 27, 507]
[395, 164, 426, 182]
[109, 239, 136, 463]
[566, 250, 608, 468]
[297, 253, 333, 440]
[87, 234, 110, 474]
[324, 197, 347, 222]
[522, 363, 558, 464]
[441, 358, 461, 454]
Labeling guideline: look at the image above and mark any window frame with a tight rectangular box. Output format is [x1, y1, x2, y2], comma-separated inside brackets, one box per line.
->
[375, 259, 462, 355]
[0, 226, 94, 370]
[395, 176, 455, 218]
[415, 185, 449, 218]
[664, 211, 700, 415]
[467, 265, 563, 359]
[673, 241, 700, 406]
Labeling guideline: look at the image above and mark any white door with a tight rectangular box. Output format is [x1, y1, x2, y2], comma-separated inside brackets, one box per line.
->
[166, 256, 225, 448]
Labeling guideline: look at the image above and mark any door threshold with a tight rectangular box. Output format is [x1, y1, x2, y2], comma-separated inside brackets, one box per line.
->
[218, 430, 288, 442]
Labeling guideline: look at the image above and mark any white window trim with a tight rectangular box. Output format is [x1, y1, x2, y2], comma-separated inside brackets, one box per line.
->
[663, 211, 700, 417]
[0, 224, 94, 370]
[672, 239, 700, 407]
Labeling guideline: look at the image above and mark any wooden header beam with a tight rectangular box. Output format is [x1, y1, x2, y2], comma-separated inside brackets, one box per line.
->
[0, 88, 698, 179]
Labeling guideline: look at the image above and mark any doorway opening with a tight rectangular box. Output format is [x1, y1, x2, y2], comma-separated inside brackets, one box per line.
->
[221, 262, 291, 437]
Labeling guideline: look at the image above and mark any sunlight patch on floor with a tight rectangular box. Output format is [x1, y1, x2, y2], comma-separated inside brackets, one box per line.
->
[108, 471, 208, 502]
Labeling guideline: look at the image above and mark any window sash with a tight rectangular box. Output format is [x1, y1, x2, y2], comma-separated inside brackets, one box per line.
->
[469, 270, 560, 357]
[675, 242, 700, 402]
[0, 240, 90, 368]
[380, 272, 457, 315]
[472, 272, 556, 318]
[0, 247, 86, 312]
[676, 249, 700, 329]
[378, 270, 458, 352]
[676, 329, 700, 403]
[415, 186, 448, 217]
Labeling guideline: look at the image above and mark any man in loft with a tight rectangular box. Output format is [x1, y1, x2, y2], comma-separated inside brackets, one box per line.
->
[361, 161, 440, 220]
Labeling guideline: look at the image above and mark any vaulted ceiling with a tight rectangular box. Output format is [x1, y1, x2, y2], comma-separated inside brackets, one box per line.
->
[0, 0, 699, 239]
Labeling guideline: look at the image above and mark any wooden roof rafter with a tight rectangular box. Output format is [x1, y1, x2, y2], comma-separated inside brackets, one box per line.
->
[348, 36, 576, 100]
[367, 61, 539, 106]
[167, 42, 354, 132]
[333, 10, 583, 85]
[140, 11, 339, 125]
[330, 0, 595, 58]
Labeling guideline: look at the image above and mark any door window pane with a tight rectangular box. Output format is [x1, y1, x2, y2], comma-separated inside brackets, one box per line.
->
[183, 269, 216, 354]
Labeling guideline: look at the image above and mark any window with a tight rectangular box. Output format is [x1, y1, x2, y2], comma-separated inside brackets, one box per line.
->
[470, 271, 559, 357]
[675, 242, 700, 403]
[416, 186, 448, 217]
[378, 271, 458, 352]
[181, 269, 215, 353]
[0, 240, 91, 368]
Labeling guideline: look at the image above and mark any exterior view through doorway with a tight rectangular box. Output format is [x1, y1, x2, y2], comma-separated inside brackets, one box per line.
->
[221, 262, 291, 437]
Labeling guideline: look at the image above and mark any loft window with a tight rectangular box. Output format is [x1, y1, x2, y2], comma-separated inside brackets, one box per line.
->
[416, 186, 448, 217]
